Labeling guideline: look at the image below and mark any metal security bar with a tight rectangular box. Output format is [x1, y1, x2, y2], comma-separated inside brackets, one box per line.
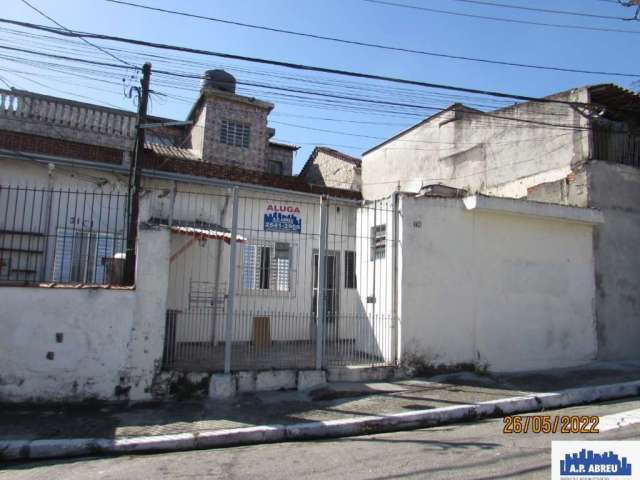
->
[156, 186, 398, 372]
[0, 185, 129, 286]
[322, 198, 396, 367]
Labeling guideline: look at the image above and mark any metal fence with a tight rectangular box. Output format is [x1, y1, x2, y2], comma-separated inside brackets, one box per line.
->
[158, 186, 397, 372]
[0, 185, 129, 286]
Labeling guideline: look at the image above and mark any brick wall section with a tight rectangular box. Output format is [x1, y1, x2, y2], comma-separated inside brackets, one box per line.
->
[199, 95, 270, 172]
[266, 144, 294, 176]
[0, 130, 124, 164]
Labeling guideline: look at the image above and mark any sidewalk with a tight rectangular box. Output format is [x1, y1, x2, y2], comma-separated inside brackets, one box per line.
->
[1, 361, 639, 460]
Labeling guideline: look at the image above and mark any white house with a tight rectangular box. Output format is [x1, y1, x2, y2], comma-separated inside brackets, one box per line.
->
[0, 76, 607, 402]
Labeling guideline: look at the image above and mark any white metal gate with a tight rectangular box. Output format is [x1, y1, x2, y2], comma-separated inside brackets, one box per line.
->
[156, 184, 397, 372]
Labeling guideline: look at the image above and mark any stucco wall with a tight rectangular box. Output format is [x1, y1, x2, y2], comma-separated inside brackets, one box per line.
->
[0, 227, 170, 402]
[588, 160, 640, 360]
[362, 89, 590, 201]
[399, 195, 598, 372]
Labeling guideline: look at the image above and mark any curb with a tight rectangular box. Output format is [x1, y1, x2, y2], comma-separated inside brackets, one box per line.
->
[2, 380, 639, 461]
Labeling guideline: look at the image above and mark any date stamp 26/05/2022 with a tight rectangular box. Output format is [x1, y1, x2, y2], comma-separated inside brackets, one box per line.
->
[503, 415, 600, 434]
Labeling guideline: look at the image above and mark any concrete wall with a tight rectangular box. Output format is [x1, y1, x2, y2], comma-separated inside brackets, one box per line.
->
[0, 227, 170, 402]
[587, 160, 640, 360]
[362, 89, 590, 201]
[399, 195, 598, 372]
[526, 165, 589, 207]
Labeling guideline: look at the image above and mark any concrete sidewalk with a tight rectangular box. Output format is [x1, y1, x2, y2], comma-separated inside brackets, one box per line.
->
[1, 361, 639, 460]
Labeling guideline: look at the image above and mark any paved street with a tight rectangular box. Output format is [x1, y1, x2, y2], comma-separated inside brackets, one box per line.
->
[3, 398, 639, 479]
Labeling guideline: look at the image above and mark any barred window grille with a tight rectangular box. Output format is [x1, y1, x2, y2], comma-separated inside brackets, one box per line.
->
[220, 119, 250, 148]
[370, 225, 386, 260]
[242, 242, 291, 292]
[53, 229, 119, 284]
[274, 242, 290, 292]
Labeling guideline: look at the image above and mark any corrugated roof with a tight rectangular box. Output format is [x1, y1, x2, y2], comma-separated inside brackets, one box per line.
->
[588, 84, 640, 122]
[145, 143, 199, 161]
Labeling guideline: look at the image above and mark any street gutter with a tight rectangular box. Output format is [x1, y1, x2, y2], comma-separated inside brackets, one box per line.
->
[2, 379, 639, 461]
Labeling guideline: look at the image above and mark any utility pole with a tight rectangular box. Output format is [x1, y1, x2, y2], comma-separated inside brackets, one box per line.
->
[125, 62, 151, 285]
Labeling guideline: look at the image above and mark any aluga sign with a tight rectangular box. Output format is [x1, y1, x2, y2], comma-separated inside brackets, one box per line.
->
[264, 204, 303, 233]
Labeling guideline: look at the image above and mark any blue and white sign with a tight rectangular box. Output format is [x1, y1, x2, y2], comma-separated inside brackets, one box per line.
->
[553, 442, 639, 480]
[264, 204, 302, 234]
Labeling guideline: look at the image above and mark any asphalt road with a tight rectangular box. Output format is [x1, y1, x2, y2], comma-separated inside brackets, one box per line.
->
[2, 399, 640, 480]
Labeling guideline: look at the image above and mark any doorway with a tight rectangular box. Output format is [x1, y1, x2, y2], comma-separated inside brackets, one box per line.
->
[312, 251, 340, 341]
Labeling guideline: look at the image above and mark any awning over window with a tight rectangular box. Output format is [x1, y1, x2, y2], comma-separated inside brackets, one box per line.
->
[170, 224, 246, 244]
[148, 217, 246, 245]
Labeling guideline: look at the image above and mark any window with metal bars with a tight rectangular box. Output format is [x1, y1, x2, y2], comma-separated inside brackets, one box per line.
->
[242, 242, 291, 292]
[53, 229, 118, 284]
[370, 225, 386, 260]
[219, 119, 250, 148]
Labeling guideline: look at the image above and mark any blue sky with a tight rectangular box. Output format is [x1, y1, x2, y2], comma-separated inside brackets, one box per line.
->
[2, 0, 638, 172]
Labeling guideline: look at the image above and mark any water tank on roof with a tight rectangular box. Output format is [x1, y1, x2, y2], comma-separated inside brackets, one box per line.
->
[202, 69, 236, 94]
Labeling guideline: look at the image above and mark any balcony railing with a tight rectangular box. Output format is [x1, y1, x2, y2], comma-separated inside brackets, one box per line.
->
[0, 89, 136, 140]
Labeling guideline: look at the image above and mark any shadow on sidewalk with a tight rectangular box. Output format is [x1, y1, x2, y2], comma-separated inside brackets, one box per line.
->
[1, 360, 639, 443]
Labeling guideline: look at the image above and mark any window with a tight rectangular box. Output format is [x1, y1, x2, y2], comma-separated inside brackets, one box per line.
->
[268, 160, 283, 175]
[53, 229, 117, 284]
[274, 242, 291, 292]
[344, 251, 356, 289]
[243, 242, 291, 292]
[220, 119, 250, 148]
[370, 225, 386, 260]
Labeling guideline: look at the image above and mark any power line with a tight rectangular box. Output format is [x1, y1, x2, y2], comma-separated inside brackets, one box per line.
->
[443, 0, 629, 20]
[363, 0, 640, 35]
[0, 18, 599, 108]
[0, 24, 516, 112]
[0, 73, 12, 88]
[103, 0, 639, 78]
[19, 0, 132, 67]
[0, 41, 607, 132]
[270, 120, 573, 146]
[271, 113, 408, 127]
[0, 46, 597, 133]
[1, 23, 629, 134]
